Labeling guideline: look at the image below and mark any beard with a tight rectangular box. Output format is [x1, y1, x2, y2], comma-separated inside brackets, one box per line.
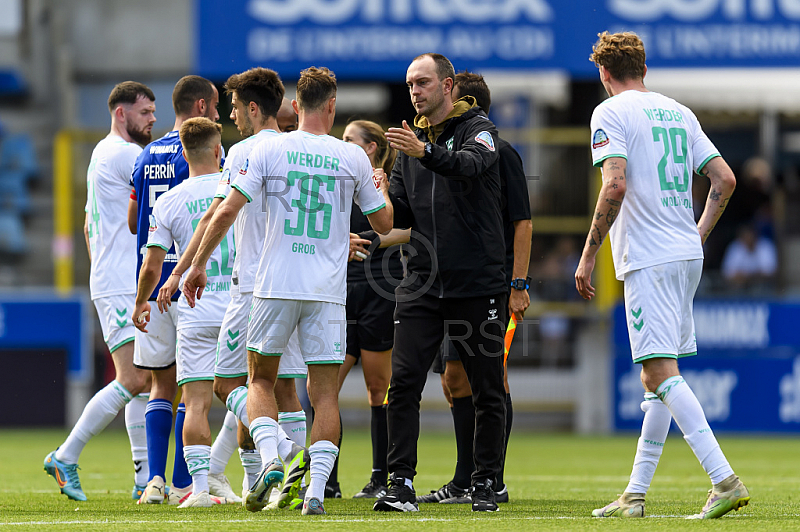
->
[127, 124, 152, 146]
[238, 115, 254, 137]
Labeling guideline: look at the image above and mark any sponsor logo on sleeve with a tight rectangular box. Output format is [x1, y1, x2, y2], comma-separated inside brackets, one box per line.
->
[239, 159, 249, 175]
[592, 129, 610, 149]
[219, 168, 230, 186]
[474, 131, 495, 152]
[148, 214, 157, 232]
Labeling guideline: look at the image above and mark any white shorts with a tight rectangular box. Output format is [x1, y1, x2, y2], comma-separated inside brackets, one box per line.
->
[93, 294, 136, 353]
[134, 305, 178, 370]
[176, 326, 218, 386]
[623, 259, 702, 364]
[247, 297, 346, 365]
[216, 292, 307, 379]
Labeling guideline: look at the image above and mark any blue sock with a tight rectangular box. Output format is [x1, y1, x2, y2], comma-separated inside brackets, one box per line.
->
[171, 403, 192, 489]
[145, 399, 174, 482]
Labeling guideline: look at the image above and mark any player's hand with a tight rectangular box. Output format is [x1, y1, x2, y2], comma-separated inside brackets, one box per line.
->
[134, 302, 151, 333]
[349, 233, 371, 262]
[183, 265, 207, 308]
[157, 274, 181, 313]
[575, 255, 596, 300]
[372, 168, 387, 191]
[386, 121, 425, 158]
[509, 289, 530, 321]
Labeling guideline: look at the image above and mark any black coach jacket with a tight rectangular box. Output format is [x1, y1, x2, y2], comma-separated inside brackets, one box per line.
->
[389, 99, 506, 299]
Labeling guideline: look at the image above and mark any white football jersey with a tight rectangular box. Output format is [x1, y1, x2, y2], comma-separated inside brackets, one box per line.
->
[86, 135, 142, 299]
[148, 172, 234, 329]
[232, 131, 386, 304]
[590, 90, 720, 280]
[215, 128, 280, 295]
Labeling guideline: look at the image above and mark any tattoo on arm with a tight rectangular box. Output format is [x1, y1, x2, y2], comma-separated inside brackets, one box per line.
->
[606, 198, 621, 207]
[606, 207, 618, 226]
[710, 189, 721, 201]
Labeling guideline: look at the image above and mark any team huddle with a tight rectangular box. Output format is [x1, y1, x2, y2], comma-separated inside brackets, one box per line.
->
[44, 31, 751, 519]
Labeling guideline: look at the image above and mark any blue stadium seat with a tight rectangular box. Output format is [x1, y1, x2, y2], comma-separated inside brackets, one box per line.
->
[0, 170, 31, 215]
[0, 134, 38, 183]
[0, 211, 27, 254]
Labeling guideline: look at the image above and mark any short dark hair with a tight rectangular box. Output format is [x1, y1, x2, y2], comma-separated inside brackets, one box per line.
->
[224, 68, 285, 119]
[107, 81, 155, 112]
[296, 67, 337, 111]
[179, 117, 222, 156]
[454, 71, 491, 114]
[172, 75, 215, 117]
[413, 53, 455, 82]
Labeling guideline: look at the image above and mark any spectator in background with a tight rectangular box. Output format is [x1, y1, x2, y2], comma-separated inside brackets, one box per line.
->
[721, 224, 778, 294]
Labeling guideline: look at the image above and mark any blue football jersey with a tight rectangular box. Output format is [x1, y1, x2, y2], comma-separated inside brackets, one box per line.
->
[130, 130, 189, 300]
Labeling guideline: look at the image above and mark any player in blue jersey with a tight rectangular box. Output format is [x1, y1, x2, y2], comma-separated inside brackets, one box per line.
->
[128, 75, 239, 504]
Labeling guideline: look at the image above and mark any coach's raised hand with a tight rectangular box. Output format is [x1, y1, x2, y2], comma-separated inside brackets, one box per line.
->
[386, 121, 424, 158]
[182, 264, 206, 308]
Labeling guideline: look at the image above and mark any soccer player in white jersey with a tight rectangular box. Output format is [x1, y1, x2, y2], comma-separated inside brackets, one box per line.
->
[133, 118, 235, 508]
[574, 32, 748, 519]
[183, 67, 393, 515]
[159, 71, 309, 508]
[44, 82, 156, 501]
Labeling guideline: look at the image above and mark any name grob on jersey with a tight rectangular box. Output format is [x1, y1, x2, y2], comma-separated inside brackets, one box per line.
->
[590, 90, 720, 280]
[231, 131, 386, 305]
[215, 128, 281, 295]
[147, 172, 234, 329]
[86, 135, 142, 299]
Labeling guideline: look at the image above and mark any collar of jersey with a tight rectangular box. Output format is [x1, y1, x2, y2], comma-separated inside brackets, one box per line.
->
[189, 171, 222, 180]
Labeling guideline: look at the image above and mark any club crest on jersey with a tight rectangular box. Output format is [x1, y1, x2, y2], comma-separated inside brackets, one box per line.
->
[148, 214, 157, 232]
[446, 137, 454, 151]
[219, 168, 230, 186]
[239, 159, 249, 175]
[474, 131, 495, 151]
[592, 129, 610, 149]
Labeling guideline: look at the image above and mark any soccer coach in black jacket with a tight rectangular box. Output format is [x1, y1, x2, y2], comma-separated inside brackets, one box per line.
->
[373, 53, 507, 513]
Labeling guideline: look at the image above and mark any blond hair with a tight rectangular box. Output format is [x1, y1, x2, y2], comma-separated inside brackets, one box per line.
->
[296, 67, 337, 111]
[179, 117, 222, 158]
[589, 31, 646, 81]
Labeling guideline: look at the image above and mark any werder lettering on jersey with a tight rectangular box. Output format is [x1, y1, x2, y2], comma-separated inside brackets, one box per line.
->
[287, 150, 340, 170]
[144, 163, 176, 180]
[186, 197, 215, 214]
[643, 108, 685, 123]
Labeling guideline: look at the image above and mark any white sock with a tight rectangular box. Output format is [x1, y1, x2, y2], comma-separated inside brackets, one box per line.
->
[278, 410, 307, 448]
[625, 392, 671, 494]
[276, 424, 295, 461]
[125, 393, 149, 486]
[184, 444, 211, 494]
[56, 380, 133, 464]
[226, 386, 249, 427]
[210, 410, 239, 475]
[306, 440, 339, 502]
[249, 416, 279, 467]
[239, 448, 262, 490]
[657, 376, 734, 485]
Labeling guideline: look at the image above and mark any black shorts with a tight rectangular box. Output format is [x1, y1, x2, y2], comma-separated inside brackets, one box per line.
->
[431, 296, 510, 374]
[346, 278, 396, 358]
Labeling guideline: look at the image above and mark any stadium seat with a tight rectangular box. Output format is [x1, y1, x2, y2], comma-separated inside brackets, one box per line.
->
[0, 211, 27, 254]
[0, 134, 38, 183]
[0, 170, 31, 215]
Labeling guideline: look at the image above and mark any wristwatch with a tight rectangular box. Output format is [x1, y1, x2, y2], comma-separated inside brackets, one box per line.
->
[510, 277, 531, 291]
[424, 142, 433, 155]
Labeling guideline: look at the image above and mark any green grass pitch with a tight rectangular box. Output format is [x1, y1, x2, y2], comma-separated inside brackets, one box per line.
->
[2, 427, 798, 530]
